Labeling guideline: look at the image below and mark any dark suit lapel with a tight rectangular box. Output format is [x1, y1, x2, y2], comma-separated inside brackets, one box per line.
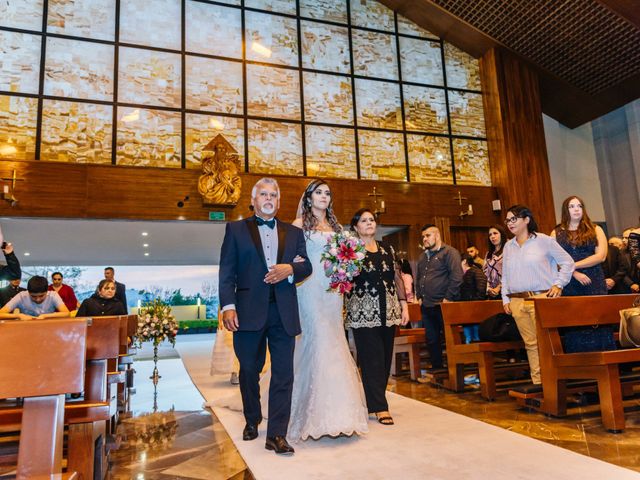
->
[247, 217, 268, 269]
[276, 219, 287, 264]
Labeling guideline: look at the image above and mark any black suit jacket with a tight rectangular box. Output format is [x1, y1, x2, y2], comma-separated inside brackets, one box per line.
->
[115, 281, 128, 313]
[0, 251, 21, 281]
[0, 284, 25, 307]
[218, 216, 312, 336]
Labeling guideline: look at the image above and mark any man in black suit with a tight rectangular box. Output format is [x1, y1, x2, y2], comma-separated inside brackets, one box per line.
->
[0, 278, 25, 307]
[219, 177, 311, 455]
[104, 267, 128, 312]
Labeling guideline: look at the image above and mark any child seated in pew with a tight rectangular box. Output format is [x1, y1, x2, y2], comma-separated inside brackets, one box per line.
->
[0, 275, 69, 320]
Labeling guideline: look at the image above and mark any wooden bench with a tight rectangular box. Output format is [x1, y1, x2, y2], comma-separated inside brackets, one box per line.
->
[531, 294, 640, 432]
[441, 300, 526, 400]
[391, 303, 425, 380]
[0, 318, 87, 479]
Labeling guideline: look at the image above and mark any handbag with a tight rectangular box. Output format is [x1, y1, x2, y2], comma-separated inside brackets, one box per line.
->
[478, 313, 522, 342]
[619, 306, 640, 348]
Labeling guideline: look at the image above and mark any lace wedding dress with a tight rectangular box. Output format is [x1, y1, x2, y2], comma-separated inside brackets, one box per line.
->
[287, 231, 369, 441]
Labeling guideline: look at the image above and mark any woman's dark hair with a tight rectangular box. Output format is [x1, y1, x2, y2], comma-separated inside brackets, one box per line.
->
[486, 224, 508, 256]
[350, 208, 375, 232]
[96, 279, 115, 295]
[461, 253, 475, 268]
[506, 204, 538, 235]
[299, 178, 341, 236]
[556, 195, 597, 246]
[400, 259, 412, 275]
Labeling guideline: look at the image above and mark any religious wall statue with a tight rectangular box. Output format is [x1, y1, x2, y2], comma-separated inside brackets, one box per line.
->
[198, 134, 242, 206]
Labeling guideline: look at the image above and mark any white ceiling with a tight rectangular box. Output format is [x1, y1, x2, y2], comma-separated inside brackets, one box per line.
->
[0, 217, 404, 267]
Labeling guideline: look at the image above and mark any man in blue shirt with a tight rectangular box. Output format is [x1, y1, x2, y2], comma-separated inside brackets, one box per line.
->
[0, 275, 69, 320]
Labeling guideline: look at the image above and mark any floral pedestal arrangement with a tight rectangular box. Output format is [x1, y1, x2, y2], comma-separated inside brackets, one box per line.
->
[135, 299, 179, 386]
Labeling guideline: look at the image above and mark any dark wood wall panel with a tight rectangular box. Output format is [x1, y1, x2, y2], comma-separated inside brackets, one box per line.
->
[480, 48, 556, 233]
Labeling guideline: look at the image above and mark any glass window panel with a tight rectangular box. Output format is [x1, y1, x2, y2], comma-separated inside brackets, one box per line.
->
[0, 31, 41, 94]
[305, 126, 356, 179]
[352, 30, 398, 80]
[245, 0, 296, 15]
[40, 100, 112, 164]
[119, 0, 180, 50]
[399, 37, 443, 85]
[453, 138, 491, 186]
[301, 21, 350, 74]
[449, 91, 486, 137]
[116, 107, 181, 167]
[300, 0, 347, 24]
[403, 85, 448, 134]
[445, 43, 481, 91]
[0, 0, 43, 30]
[397, 14, 438, 39]
[246, 65, 300, 120]
[186, 57, 243, 114]
[245, 11, 298, 67]
[47, 0, 115, 41]
[247, 120, 302, 175]
[44, 37, 114, 101]
[407, 134, 452, 184]
[118, 47, 181, 108]
[303, 72, 353, 125]
[185, 113, 244, 169]
[355, 79, 401, 130]
[350, 0, 394, 32]
[358, 130, 405, 181]
[185, 1, 242, 59]
[0, 95, 38, 160]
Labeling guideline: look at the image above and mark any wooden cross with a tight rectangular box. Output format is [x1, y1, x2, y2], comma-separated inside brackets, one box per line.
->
[368, 186, 383, 203]
[453, 190, 467, 206]
[1, 169, 24, 190]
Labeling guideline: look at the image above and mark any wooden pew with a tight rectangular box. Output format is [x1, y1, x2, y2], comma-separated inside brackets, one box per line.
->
[440, 300, 526, 400]
[0, 319, 87, 479]
[531, 294, 640, 432]
[391, 303, 425, 380]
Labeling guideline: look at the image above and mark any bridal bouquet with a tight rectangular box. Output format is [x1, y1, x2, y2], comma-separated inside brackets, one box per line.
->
[321, 232, 366, 294]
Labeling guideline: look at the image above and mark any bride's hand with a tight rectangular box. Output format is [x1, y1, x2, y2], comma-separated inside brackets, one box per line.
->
[293, 255, 305, 263]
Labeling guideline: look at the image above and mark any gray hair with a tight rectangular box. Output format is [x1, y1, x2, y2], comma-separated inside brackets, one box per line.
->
[251, 177, 280, 199]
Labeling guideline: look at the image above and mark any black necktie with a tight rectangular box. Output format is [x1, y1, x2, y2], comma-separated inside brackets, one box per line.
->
[256, 216, 276, 229]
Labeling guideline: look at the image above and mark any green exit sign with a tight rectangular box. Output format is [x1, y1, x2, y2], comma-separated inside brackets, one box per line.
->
[209, 211, 226, 221]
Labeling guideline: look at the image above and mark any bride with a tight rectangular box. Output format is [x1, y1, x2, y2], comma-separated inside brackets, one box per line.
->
[287, 179, 369, 441]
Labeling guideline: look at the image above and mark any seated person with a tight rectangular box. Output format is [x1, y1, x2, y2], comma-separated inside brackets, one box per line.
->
[76, 279, 126, 317]
[0, 277, 25, 307]
[0, 275, 69, 320]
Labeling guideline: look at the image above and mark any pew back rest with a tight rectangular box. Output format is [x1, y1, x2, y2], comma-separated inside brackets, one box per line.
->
[76, 316, 121, 360]
[0, 319, 87, 398]
[534, 294, 637, 329]
[441, 300, 505, 345]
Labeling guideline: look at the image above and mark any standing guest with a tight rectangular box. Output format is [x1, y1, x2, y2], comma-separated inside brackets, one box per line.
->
[466, 245, 484, 268]
[76, 279, 126, 317]
[344, 209, 409, 425]
[0, 278, 25, 307]
[550, 196, 607, 296]
[0, 242, 22, 281]
[0, 275, 69, 320]
[618, 228, 640, 294]
[416, 224, 463, 372]
[483, 225, 508, 300]
[460, 254, 487, 343]
[400, 259, 415, 303]
[627, 227, 640, 275]
[104, 267, 128, 313]
[602, 244, 626, 294]
[502, 205, 574, 385]
[48, 271, 79, 311]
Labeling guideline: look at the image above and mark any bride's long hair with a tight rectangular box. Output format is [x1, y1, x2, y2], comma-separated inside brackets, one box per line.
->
[297, 179, 342, 236]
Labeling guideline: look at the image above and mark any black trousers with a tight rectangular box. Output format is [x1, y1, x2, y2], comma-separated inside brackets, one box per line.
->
[422, 304, 444, 369]
[352, 325, 396, 413]
[233, 302, 295, 437]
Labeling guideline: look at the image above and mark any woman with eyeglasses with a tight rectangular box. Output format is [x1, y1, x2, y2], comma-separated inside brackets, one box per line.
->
[550, 196, 607, 296]
[501, 205, 574, 385]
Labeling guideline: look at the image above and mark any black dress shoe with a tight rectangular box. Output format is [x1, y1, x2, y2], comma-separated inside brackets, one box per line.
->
[265, 436, 295, 455]
[243, 422, 259, 441]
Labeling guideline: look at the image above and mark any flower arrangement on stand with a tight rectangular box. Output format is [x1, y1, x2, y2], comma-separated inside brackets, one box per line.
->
[135, 298, 179, 385]
[321, 232, 367, 294]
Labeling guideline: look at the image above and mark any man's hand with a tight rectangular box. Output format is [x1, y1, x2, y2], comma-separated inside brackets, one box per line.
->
[605, 278, 615, 290]
[441, 298, 451, 303]
[2, 243, 13, 255]
[222, 309, 239, 331]
[503, 303, 512, 315]
[18, 313, 33, 321]
[264, 264, 294, 284]
[546, 285, 563, 298]
[631, 284, 640, 293]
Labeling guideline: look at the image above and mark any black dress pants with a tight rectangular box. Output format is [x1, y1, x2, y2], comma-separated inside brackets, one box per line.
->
[352, 325, 396, 413]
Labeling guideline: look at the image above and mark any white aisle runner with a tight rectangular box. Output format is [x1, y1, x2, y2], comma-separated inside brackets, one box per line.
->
[176, 338, 640, 480]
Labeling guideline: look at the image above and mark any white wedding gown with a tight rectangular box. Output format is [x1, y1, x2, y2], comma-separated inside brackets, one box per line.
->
[209, 231, 369, 442]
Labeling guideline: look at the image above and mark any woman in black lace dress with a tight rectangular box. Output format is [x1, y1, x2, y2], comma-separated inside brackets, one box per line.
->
[344, 209, 409, 426]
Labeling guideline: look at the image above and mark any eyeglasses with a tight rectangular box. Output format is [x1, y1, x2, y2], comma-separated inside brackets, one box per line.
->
[504, 216, 521, 225]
